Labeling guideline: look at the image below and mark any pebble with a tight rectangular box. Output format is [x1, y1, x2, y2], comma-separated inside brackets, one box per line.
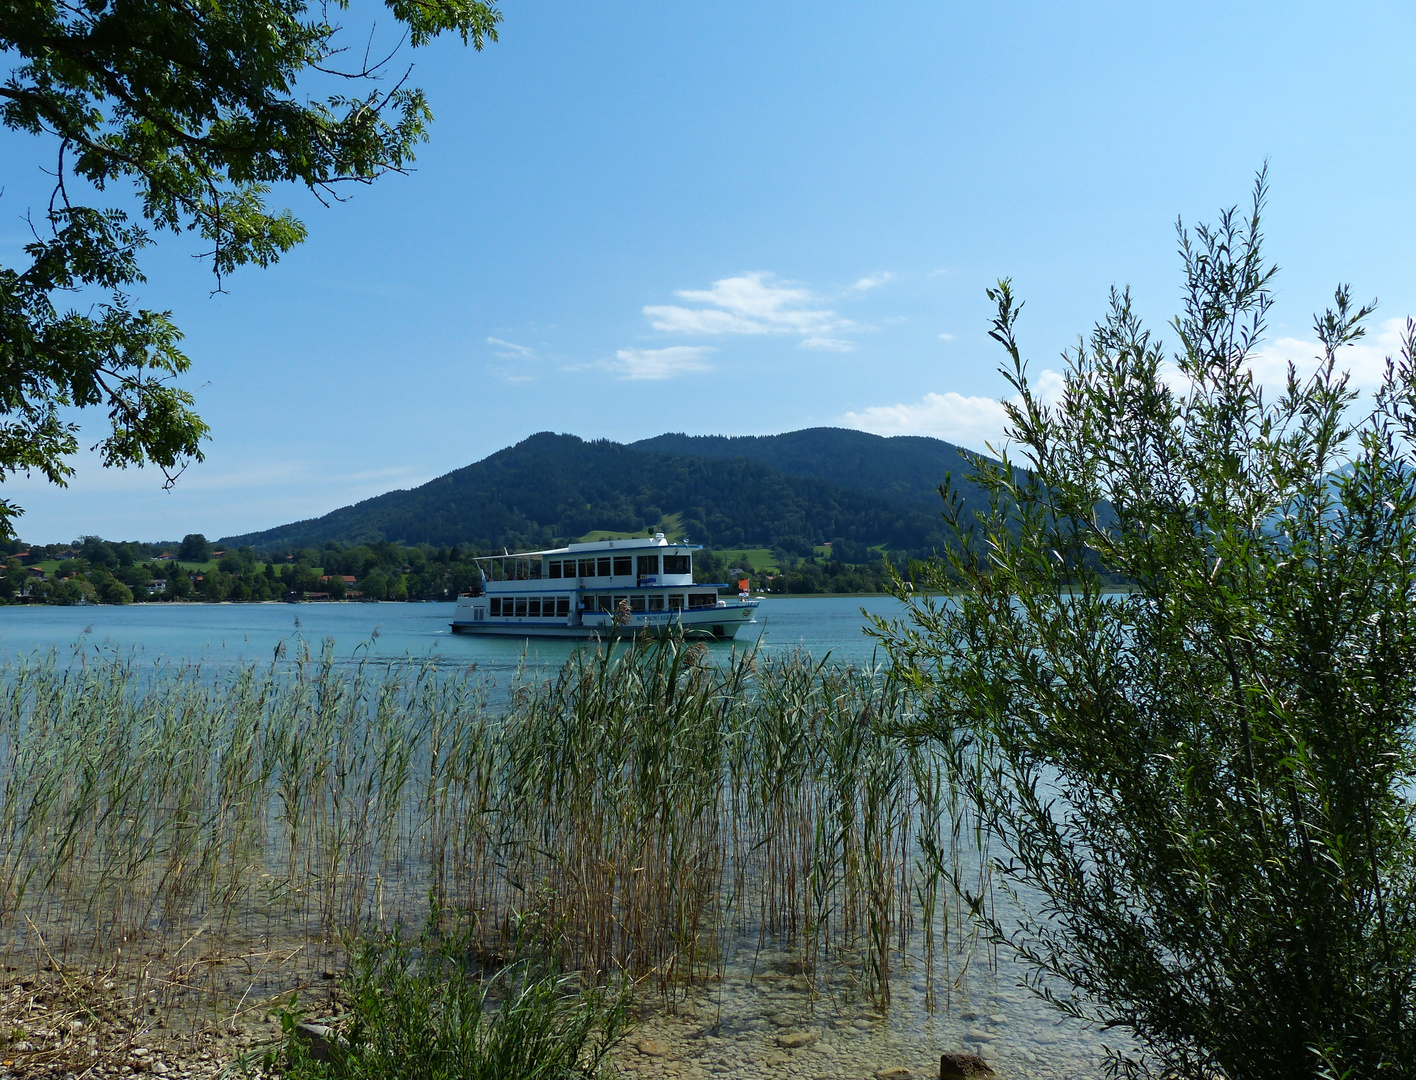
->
[636, 1039, 671, 1057]
[874, 1068, 913, 1080]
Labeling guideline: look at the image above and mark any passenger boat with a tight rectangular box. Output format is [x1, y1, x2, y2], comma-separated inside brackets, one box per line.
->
[449, 533, 759, 639]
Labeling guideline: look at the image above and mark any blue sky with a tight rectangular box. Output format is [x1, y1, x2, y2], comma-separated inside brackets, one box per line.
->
[5, 1, 1416, 543]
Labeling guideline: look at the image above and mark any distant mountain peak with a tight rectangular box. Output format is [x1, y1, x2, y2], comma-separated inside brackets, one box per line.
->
[220, 427, 994, 555]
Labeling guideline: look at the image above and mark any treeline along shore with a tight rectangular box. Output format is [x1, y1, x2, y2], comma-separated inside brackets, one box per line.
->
[1, 533, 907, 606]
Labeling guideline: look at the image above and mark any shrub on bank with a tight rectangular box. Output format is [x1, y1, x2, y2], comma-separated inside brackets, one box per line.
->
[880, 177, 1416, 1077]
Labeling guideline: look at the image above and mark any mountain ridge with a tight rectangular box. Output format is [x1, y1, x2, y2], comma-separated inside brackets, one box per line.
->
[629, 428, 979, 513]
[220, 428, 988, 558]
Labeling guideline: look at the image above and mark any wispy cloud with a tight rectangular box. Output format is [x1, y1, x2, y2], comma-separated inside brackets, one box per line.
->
[938, 332, 956, 341]
[485, 336, 541, 382]
[851, 272, 894, 291]
[487, 336, 536, 358]
[840, 371, 1065, 453]
[801, 336, 856, 352]
[644, 272, 851, 338]
[608, 346, 715, 380]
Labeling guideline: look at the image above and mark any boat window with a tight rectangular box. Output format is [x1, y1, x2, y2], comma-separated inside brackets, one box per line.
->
[514, 598, 527, 617]
[689, 593, 716, 608]
[548, 561, 561, 579]
[490, 598, 501, 616]
[637, 555, 658, 577]
[613, 555, 632, 576]
[596, 557, 611, 576]
[663, 554, 690, 575]
[578, 558, 594, 577]
[556, 598, 570, 617]
[529, 560, 542, 579]
[668, 594, 684, 610]
[528, 598, 541, 617]
[647, 595, 664, 611]
[563, 560, 576, 577]
[598, 595, 613, 612]
[630, 596, 645, 612]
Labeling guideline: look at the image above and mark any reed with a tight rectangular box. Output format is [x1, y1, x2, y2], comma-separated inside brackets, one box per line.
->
[0, 637, 981, 1014]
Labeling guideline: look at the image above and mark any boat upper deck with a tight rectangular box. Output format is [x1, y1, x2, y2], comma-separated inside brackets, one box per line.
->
[473, 532, 700, 593]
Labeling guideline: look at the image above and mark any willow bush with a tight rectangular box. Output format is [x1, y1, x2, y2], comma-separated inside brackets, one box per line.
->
[878, 176, 1416, 1077]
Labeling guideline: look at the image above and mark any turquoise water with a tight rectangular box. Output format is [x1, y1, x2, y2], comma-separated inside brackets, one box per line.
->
[0, 596, 905, 677]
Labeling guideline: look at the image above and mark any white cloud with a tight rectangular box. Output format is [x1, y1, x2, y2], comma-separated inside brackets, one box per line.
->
[1141, 318, 1409, 404]
[851, 272, 893, 291]
[842, 317, 1416, 456]
[801, 336, 856, 352]
[487, 336, 536, 358]
[1245, 317, 1406, 391]
[840, 370, 1066, 453]
[642, 306, 772, 335]
[841, 393, 1011, 452]
[609, 346, 715, 380]
[644, 271, 851, 339]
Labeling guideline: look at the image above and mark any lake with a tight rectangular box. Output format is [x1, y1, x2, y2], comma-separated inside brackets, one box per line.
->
[0, 595, 904, 676]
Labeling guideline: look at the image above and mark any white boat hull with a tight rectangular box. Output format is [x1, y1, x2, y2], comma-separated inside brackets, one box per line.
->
[450, 599, 758, 640]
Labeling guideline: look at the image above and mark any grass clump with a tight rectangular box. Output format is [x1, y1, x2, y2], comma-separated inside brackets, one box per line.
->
[257, 918, 629, 1080]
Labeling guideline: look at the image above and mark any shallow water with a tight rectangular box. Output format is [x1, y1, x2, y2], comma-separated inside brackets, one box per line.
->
[618, 939, 1122, 1080]
[0, 595, 1125, 1077]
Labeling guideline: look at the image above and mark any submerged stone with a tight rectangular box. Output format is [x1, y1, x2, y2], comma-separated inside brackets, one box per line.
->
[777, 1030, 820, 1049]
[939, 1051, 995, 1079]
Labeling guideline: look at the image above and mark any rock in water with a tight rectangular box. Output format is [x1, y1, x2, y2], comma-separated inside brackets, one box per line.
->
[875, 1069, 914, 1079]
[636, 1038, 671, 1057]
[294, 1023, 343, 1064]
[940, 1051, 995, 1079]
[777, 1030, 821, 1049]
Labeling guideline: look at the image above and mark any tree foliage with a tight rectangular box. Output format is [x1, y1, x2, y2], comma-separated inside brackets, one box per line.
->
[0, 0, 502, 537]
[879, 178, 1416, 1077]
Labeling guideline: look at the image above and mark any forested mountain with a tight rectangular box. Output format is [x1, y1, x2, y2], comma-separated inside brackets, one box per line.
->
[221, 429, 986, 557]
[630, 428, 980, 513]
